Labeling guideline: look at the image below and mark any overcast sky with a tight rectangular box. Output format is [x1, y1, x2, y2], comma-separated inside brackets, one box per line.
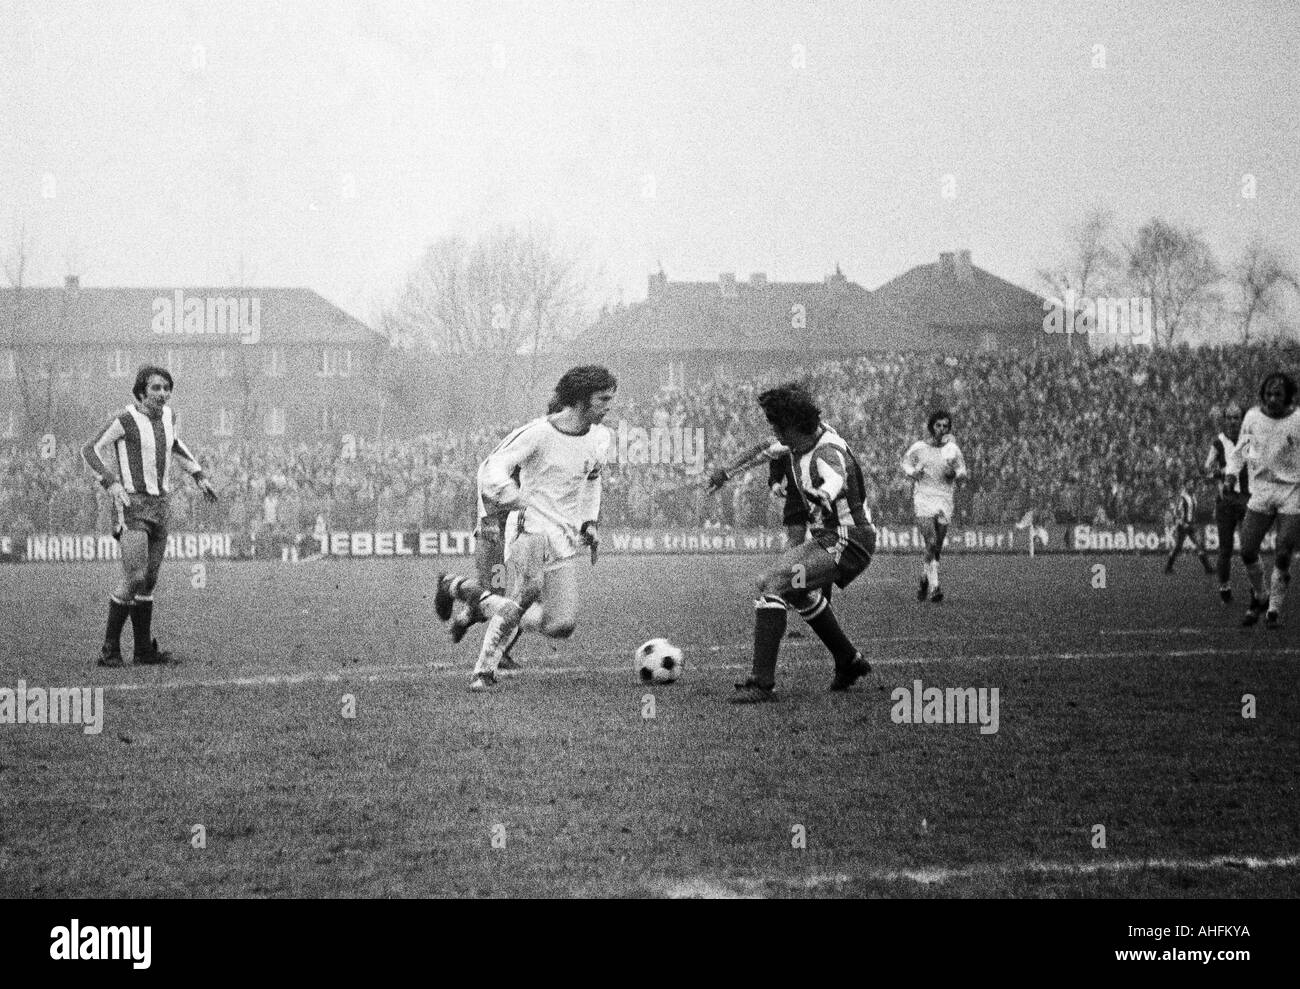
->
[2, 0, 1297, 324]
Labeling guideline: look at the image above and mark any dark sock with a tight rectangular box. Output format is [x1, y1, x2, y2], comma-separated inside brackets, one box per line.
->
[806, 605, 858, 670]
[751, 598, 787, 687]
[132, 598, 154, 656]
[105, 598, 131, 647]
[453, 576, 484, 603]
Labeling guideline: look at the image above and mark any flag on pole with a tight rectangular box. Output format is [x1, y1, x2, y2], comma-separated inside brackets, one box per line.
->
[1015, 510, 1036, 558]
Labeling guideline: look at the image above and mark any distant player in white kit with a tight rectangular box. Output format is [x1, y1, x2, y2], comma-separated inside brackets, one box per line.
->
[434, 366, 616, 690]
[901, 410, 968, 603]
[1235, 372, 1300, 628]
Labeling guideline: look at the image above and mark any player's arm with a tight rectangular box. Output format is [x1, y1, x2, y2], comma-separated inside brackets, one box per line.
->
[706, 440, 789, 491]
[803, 446, 847, 515]
[82, 417, 130, 508]
[172, 426, 218, 502]
[900, 442, 923, 480]
[479, 423, 541, 511]
[948, 443, 970, 483]
[577, 430, 610, 561]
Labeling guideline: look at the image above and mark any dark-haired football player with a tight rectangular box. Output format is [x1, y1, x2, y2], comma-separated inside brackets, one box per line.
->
[1204, 402, 1249, 602]
[708, 383, 874, 703]
[901, 410, 968, 603]
[435, 366, 615, 691]
[1236, 371, 1300, 627]
[82, 366, 218, 666]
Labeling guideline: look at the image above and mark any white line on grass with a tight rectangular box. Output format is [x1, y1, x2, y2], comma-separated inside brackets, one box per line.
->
[663, 854, 1300, 896]
[97, 643, 1300, 693]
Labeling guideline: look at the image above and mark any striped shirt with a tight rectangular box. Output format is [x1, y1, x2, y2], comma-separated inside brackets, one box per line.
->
[1174, 491, 1196, 526]
[774, 425, 873, 533]
[83, 404, 204, 496]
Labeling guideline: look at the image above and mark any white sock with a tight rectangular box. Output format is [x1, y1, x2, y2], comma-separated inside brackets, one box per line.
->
[1269, 567, 1289, 613]
[929, 560, 940, 589]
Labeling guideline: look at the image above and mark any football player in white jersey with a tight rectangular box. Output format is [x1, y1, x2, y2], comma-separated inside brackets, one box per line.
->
[901, 411, 969, 603]
[81, 366, 218, 666]
[1204, 402, 1249, 602]
[1235, 372, 1300, 627]
[435, 394, 564, 676]
[434, 366, 616, 690]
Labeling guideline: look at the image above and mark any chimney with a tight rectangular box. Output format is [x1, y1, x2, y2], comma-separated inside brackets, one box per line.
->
[64, 274, 80, 290]
[648, 268, 667, 301]
[749, 272, 767, 289]
[954, 249, 973, 282]
[938, 252, 955, 278]
[719, 272, 738, 298]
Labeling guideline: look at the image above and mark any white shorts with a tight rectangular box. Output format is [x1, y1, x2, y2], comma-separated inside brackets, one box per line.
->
[913, 494, 954, 526]
[1247, 478, 1300, 515]
[505, 525, 577, 577]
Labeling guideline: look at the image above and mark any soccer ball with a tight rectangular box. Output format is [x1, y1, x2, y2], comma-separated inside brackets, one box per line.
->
[635, 638, 684, 684]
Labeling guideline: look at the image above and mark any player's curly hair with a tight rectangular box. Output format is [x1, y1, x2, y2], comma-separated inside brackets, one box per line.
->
[757, 383, 821, 433]
[553, 365, 618, 409]
[927, 410, 952, 433]
[132, 365, 174, 400]
[1258, 371, 1297, 406]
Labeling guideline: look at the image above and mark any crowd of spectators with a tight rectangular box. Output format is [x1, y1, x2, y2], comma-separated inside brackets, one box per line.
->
[3, 343, 1296, 540]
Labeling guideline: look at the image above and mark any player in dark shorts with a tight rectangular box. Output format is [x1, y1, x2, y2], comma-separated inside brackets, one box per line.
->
[1204, 402, 1249, 602]
[1164, 478, 1213, 575]
[707, 383, 875, 703]
[82, 366, 218, 666]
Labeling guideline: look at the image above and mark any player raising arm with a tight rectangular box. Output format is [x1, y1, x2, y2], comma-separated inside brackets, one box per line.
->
[901, 410, 968, 603]
[81, 366, 218, 667]
[711, 383, 875, 704]
[434, 366, 616, 691]
[1235, 372, 1300, 628]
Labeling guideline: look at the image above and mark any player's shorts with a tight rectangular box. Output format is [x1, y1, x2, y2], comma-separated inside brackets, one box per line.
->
[1215, 495, 1247, 532]
[123, 493, 169, 540]
[913, 493, 954, 526]
[812, 525, 875, 589]
[1246, 478, 1300, 516]
[505, 525, 578, 577]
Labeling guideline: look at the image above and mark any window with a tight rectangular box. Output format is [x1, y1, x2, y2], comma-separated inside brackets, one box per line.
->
[165, 349, 178, 373]
[265, 407, 286, 436]
[658, 361, 684, 390]
[0, 351, 13, 380]
[264, 348, 286, 377]
[213, 408, 234, 437]
[111, 349, 130, 378]
[317, 348, 354, 378]
[213, 349, 229, 379]
[1, 408, 14, 439]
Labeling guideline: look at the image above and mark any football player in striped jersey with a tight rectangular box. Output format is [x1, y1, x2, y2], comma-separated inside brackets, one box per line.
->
[1163, 477, 1213, 575]
[81, 366, 217, 666]
[1236, 372, 1300, 627]
[710, 383, 875, 704]
[1204, 402, 1249, 602]
[901, 411, 968, 603]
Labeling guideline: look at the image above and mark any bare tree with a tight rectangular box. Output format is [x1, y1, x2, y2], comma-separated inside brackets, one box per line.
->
[1126, 219, 1221, 346]
[379, 226, 590, 408]
[1038, 206, 1124, 300]
[1234, 238, 1300, 344]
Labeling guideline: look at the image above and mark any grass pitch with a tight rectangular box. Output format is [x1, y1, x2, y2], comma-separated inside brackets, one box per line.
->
[1, 553, 1296, 897]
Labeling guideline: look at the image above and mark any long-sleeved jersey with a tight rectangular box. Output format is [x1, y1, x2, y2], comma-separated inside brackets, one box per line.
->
[1237, 407, 1300, 486]
[1205, 432, 1250, 499]
[82, 404, 204, 496]
[770, 425, 873, 534]
[478, 415, 611, 549]
[901, 436, 968, 500]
